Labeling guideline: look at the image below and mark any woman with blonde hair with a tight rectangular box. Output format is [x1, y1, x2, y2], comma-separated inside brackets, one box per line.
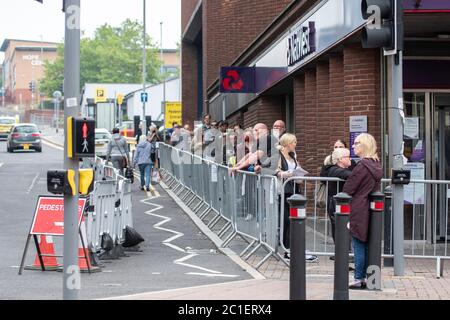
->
[274, 133, 299, 258]
[343, 133, 383, 289]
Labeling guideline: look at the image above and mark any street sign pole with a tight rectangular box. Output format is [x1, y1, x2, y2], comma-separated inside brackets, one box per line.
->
[390, 51, 405, 276]
[63, 0, 81, 300]
[142, 0, 147, 135]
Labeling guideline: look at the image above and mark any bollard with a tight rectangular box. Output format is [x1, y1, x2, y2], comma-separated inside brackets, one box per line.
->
[333, 192, 352, 300]
[383, 186, 394, 267]
[287, 194, 307, 300]
[367, 191, 385, 290]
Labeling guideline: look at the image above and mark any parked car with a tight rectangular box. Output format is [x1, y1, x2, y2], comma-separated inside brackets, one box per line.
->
[6, 123, 42, 152]
[116, 121, 135, 138]
[0, 116, 16, 140]
[95, 128, 112, 158]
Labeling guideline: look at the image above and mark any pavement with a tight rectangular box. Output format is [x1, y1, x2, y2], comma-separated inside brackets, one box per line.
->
[39, 127, 450, 300]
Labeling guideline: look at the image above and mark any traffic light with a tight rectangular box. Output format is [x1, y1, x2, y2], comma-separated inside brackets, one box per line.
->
[67, 117, 96, 158]
[29, 81, 36, 93]
[361, 0, 403, 53]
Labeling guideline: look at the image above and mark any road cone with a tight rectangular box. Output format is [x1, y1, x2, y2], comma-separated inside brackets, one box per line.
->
[78, 220, 100, 273]
[26, 235, 61, 271]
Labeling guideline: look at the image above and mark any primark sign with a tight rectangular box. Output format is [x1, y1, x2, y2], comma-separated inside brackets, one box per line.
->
[286, 21, 316, 67]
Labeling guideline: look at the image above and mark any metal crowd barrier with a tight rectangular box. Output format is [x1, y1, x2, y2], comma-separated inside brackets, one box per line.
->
[160, 142, 450, 276]
[159, 143, 280, 268]
[280, 176, 450, 277]
[85, 157, 134, 256]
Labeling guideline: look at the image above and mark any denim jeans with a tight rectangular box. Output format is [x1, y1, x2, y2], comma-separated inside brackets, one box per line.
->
[352, 237, 369, 281]
[138, 163, 152, 188]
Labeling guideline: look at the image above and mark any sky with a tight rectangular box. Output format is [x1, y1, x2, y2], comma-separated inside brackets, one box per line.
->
[0, 0, 181, 61]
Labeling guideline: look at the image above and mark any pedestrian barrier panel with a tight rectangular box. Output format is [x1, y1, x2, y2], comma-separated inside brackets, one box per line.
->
[21, 155, 141, 275]
[159, 142, 450, 277]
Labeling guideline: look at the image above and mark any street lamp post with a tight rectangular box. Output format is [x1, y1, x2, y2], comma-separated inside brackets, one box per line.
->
[53, 90, 62, 133]
[142, 0, 147, 135]
[40, 35, 44, 110]
[160, 21, 166, 116]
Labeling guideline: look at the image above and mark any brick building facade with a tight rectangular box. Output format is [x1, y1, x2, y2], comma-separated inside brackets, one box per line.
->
[1, 39, 58, 107]
[182, 1, 450, 193]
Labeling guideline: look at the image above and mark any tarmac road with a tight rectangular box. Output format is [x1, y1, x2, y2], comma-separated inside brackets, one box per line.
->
[0, 138, 252, 300]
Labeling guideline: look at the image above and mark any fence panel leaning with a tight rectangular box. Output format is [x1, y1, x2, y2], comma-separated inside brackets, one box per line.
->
[85, 156, 141, 264]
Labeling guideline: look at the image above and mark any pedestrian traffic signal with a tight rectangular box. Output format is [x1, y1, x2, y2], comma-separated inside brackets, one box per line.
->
[29, 81, 36, 93]
[361, 0, 403, 53]
[67, 117, 95, 158]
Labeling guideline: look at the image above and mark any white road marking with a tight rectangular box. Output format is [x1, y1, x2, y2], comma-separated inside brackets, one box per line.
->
[26, 173, 40, 194]
[141, 196, 235, 278]
[186, 272, 239, 278]
[175, 253, 221, 274]
[41, 139, 63, 151]
[0, 163, 4, 169]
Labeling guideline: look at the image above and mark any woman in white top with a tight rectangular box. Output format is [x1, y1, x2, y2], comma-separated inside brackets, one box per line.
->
[274, 134, 299, 257]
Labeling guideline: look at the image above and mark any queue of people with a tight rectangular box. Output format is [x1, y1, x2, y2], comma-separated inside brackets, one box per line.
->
[107, 113, 382, 290]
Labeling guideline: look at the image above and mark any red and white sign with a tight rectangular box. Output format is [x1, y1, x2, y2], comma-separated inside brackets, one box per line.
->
[290, 208, 306, 219]
[370, 201, 384, 211]
[335, 204, 350, 214]
[30, 196, 86, 235]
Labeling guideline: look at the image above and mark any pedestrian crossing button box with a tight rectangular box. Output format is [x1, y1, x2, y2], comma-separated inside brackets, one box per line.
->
[47, 169, 76, 195]
[391, 169, 411, 185]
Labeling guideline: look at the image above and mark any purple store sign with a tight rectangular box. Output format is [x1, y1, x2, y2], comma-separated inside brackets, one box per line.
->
[404, 0, 450, 11]
[404, 60, 450, 89]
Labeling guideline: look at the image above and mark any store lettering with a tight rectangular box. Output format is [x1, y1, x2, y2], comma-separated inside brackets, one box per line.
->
[287, 21, 316, 67]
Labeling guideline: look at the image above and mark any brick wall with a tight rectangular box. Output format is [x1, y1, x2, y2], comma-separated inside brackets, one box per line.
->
[316, 62, 330, 171]
[242, 95, 285, 129]
[292, 45, 381, 175]
[203, 0, 291, 112]
[343, 44, 381, 149]
[181, 41, 199, 128]
[329, 54, 346, 147]
[182, 0, 201, 33]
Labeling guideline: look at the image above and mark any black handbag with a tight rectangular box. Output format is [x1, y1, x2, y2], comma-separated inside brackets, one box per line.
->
[122, 226, 145, 248]
[125, 167, 134, 183]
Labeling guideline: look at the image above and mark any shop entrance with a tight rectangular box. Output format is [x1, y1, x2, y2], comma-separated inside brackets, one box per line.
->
[434, 94, 450, 240]
[403, 92, 450, 241]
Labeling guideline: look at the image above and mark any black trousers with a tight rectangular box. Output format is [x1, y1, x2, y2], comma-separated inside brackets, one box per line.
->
[279, 194, 293, 250]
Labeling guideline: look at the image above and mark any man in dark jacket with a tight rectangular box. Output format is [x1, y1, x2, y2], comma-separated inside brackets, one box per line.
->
[320, 148, 353, 243]
[343, 133, 383, 289]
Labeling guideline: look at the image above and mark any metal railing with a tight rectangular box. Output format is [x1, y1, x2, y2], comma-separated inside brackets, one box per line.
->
[160, 142, 450, 277]
[85, 157, 134, 255]
[280, 176, 450, 277]
[159, 143, 280, 268]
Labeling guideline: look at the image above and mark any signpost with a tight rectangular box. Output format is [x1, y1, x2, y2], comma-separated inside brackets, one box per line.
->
[63, 0, 81, 300]
[164, 102, 182, 129]
[95, 87, 107, 103]
[140, 92, 148, 103]
[18, 196, 87, 275]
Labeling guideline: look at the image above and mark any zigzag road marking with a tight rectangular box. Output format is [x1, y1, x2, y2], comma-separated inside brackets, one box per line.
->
[140, 194, 238, 277]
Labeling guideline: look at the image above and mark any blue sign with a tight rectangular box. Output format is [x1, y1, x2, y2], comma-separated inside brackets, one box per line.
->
[220, 67, 255, 93]
[141, 92, 148, 103]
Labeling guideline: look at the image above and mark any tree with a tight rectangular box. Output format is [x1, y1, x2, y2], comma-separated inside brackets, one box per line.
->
[39, 19, 162, 97]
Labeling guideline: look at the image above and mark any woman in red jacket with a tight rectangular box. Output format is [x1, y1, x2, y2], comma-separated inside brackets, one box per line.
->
[343, 133, 383, 289]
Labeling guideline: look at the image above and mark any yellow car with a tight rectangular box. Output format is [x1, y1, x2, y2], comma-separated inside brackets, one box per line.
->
[0, 116, 16, 140]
